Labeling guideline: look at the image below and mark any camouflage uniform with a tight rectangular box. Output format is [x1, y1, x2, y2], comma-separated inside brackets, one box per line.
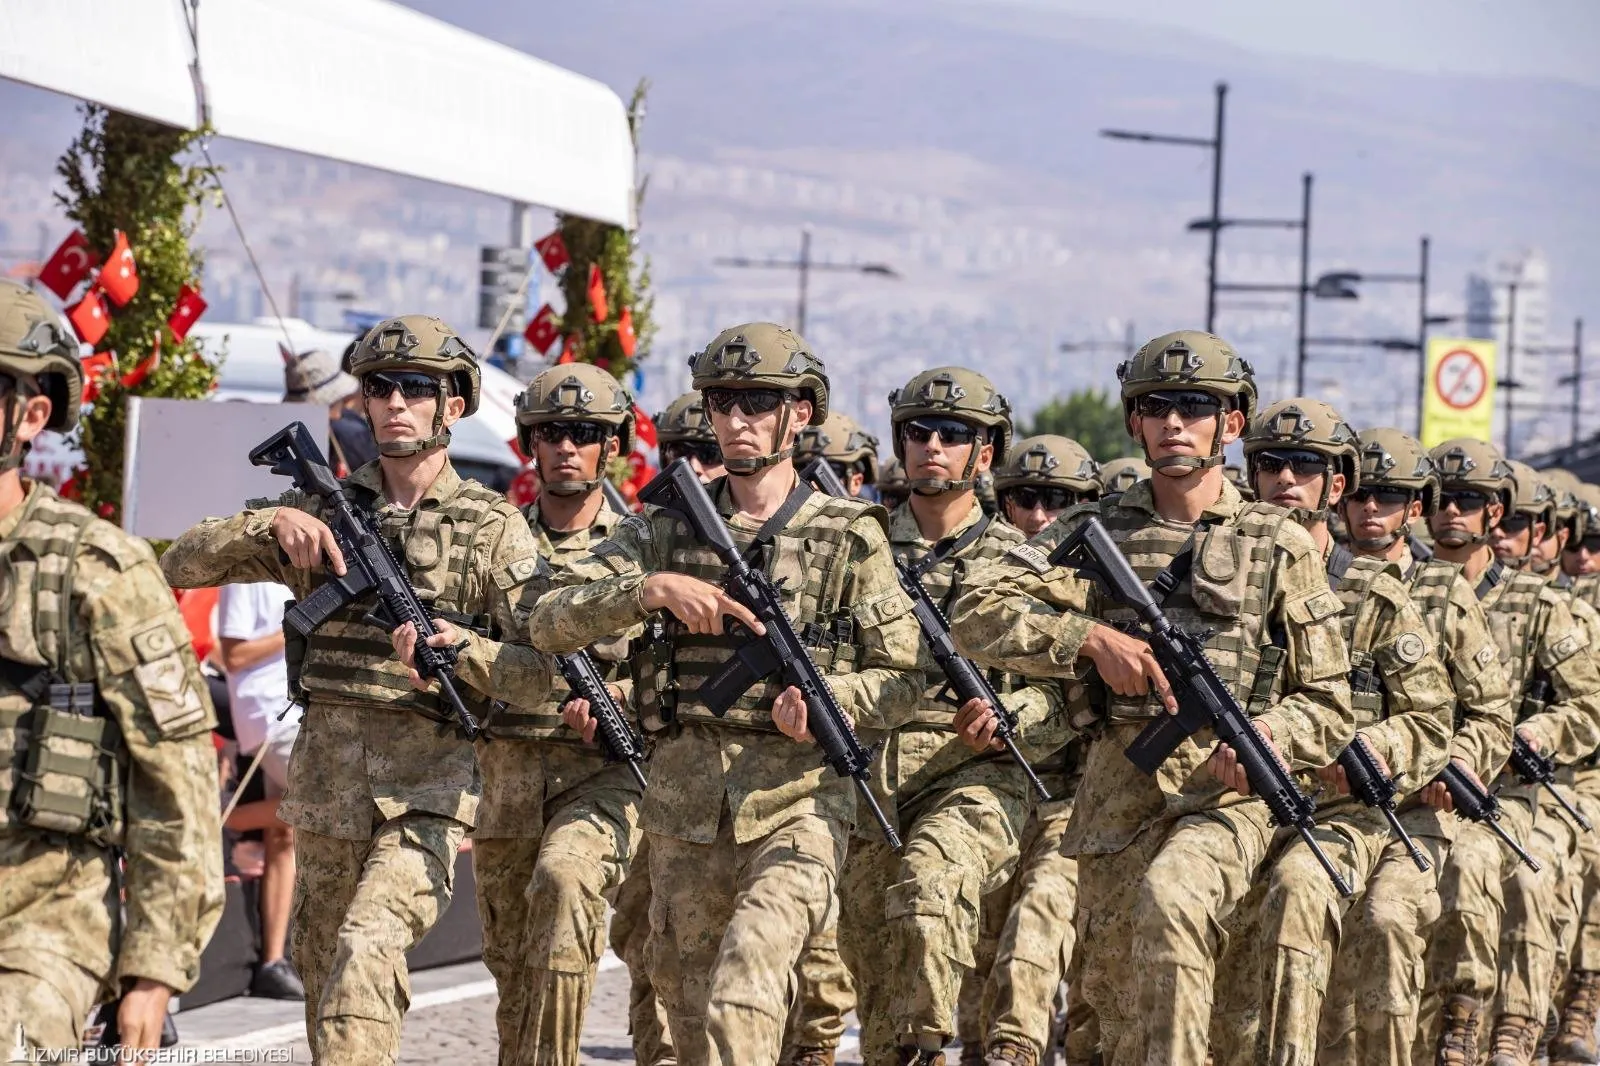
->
[525, 323, 923, 1066]
[162, 315, 552, 1066]
[0, 280, 223, 1052]
[951, 332, 1355, 1066]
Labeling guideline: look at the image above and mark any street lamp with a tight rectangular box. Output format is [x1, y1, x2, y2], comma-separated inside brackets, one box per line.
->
[1101, 82, 1227, 331]
[714, 227, 899, 336]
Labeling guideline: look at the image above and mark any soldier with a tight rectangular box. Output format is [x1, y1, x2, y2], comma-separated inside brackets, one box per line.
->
[879, 457, 911, 511]
[657, 392, 726, 481]
[465, 363, 644, 1066]
[1095, 455, 1149, 498]
[162, 314, 553, 1065]
[0, 281, 223, 1053]
[834, 367, 1068, 1066]
[1223, 461, 1254, 502]
[994, 434, 1100, 537]
[1414, 441, 1600, 1066]
[1209, 403, 1455, 1066]
[533, 322, 923, 1066]
[950, 330, 1355, 1066]
[1318, 427, 1513, 1066]
[796, 411, 880, 498]
[1561, 485, 1600, 595]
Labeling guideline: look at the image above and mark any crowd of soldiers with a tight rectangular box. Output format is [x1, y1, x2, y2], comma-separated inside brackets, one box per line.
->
[5, 270, 1600, 1066]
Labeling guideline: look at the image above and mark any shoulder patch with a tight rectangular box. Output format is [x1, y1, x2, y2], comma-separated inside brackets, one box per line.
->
[1550, 632, 1587, 662]
[1007, 543, 1054, 575]
[1474, 643, 1501, 669]
[1394, 631, 1427, 665]
[1305, 590, 1343, 622]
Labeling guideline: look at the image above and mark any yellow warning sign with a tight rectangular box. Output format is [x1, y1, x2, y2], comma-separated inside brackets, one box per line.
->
[1422, 338, 1496, 448]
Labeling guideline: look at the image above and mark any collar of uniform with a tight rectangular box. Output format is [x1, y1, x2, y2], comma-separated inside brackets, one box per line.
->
[0, 478, 47, 544]
[888, 495, 985, 548]
[1112, 475, 1241, 523]
[1394, 542, 1416, 575]
[345, 458, 461, 509]
[526, 497, 624, 542]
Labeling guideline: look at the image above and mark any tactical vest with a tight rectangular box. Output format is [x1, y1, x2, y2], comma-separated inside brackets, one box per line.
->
[291, 479, 506, 726]
[893, 514, 1024, 728]
[1401, 558, 1468, 729]
[1480, 568, 1551, 724]
[0, 492, 124, 847]
[660, 492, 869, 732]
[1334, 556, 1406, 729]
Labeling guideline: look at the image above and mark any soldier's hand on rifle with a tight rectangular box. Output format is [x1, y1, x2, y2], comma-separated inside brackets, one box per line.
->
[643, 573, 766, 636]
[1516, 728, 1542, 753]
[391, 618, 461, 691]
[1081, 624, 1177, 714]
[1422, 757, 1480, 812]
[772, 685, 813, 742]
[270, 508, 346, 575]
[953, 696, 1004, 753]
[1207, 721, 1275, 796]
[1318, 739, 1389, 797]
[561, 686, 624, 745]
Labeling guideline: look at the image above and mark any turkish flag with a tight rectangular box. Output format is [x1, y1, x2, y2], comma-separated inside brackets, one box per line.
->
[618, 305, 637, 357]
[79, 351, 115, 404]
[633, 404, 657, 449]
[67, 291, 110, 346]
[167, 284, 207, 340]
[37, 230, 99, 300]
[507, 466, 540, 508]
[97, 231, 139, 307]
[535, 231, 570, 274]
[522, 304, 560, 353]
[120, 335, 161, 388]
[587, 264, 608, 323]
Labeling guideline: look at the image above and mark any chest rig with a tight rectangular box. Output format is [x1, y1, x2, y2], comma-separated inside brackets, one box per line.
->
[1333, 555, 1406, 729]
[1478, 564, 1554, 724]
[0, 496, 123, 847]
[1401, 557, 1468, 729]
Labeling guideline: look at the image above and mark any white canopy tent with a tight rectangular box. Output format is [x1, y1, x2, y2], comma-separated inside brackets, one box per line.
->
[0, 0, 635, 226]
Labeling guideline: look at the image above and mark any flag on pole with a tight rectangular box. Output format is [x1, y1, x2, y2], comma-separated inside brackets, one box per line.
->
[586, 264, 608, 323]
[37, 230, 99, 300]
[97, 231, 139, 307]
[67, 291, 110, 346]
[535, 231, 570, 274]
[167, 284, 207, 340]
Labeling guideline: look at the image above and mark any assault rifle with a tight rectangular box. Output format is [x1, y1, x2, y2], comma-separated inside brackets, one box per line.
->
[1049, 517, 1353, 896]
[250, 421, 482, 739]
[640, 458, 901, 849]
[1434, 761, 1541, 871]
[557, 651, 648, 789]
[801, 458, 1050, 800]
[1337, 735, 1430, 871]
[601, 478, 633, 515]
[1509, 730, 1594, 832]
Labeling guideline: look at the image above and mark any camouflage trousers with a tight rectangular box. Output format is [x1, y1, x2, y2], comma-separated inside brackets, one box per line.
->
[291, 814, 466, 1066]
[1568, 773, 1600, 973]
[781, 918, 856, 1056]
[838, 783, 1028, 1064]
[1494, 791, 1580, 1022]
[1077, 802, 1274, 1066]
[474, 766, 640, 1066]
[611, 835, 675, 1066]
[645, 812, 847, 1066]
[1317, 807, 1450, 1066]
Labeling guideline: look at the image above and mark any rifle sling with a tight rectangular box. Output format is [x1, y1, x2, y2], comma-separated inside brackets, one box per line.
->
[740, 481, 816, 569]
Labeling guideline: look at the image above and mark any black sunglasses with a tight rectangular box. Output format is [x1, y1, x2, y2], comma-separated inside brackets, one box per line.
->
[363, 371, 442, 401]
[1346, 486, 1414, 508]
[1578, 535, 1600, 553]
[660, 440, 721, 465]
[532, 421, 609, 447]
[902, 417, 981, 447]
[1440, 489, 1491, 514]
[703, 387, 797, 417]
[1004, 486, 1079, 511]
[1135, 391, 1224, 420]
[1498, 513, 1535, 535]
[1254, 450, 1330, 478]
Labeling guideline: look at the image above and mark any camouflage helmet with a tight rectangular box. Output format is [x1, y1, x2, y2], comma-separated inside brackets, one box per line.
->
[1243, 397, 1360, 514]
[346, 314, 481, 458]
[654, 391, 717, 446]
[889, 366, 1013, 494]
[689, 322, 829, 425]
[515, 363, 636, 454]
[1117, 330, 1256, 472]
[1540, 467, 1584, 540]
[1430, 438, 1513, 547]
[1503, 460, 1558, 531]
[1354, 428, 1439, 517]
[794, 411, 880, 485]
[1572, 483, 1600, 544]
[994, 435, 1100, 496]
[1099, 456, 1151, 496]
[878, 456, 908, 499]
[0, 280, 82, 439]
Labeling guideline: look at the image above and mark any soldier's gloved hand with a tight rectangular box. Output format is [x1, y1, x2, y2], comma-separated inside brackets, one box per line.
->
[117, 978, 173, 1050]
[953, 696, 1004, 753]
[772, 685, 814, 742]
[561, 686, 623, 746]
[270, 508, 346, 574]
[391, 618, 461, 691]
[1080, 624, 1177, 714]
[1421, 757, 1479, 812]
[1207, 721, 1275, 796]
[643, 573, 766, 636]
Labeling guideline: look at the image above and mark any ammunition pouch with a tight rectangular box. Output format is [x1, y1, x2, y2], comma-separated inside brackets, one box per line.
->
[3, 679, 121, 847]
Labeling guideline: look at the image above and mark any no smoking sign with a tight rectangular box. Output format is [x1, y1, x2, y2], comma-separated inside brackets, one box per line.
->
[1433, 348, 1488, 410]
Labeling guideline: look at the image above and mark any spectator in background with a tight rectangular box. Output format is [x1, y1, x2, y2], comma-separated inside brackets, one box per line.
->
[216, 581, 306, 1001]
[282, 345, 376, 474]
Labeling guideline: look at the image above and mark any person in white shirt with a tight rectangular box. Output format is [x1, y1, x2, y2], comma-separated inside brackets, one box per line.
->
[217, 581, 305, 1001]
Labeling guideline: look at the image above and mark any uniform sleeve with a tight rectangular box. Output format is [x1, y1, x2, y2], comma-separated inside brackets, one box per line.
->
[527, 513, 660, 654]
[1356, 587, 1455, 787]
[1517, 593, 1600, 763]
[1443, 580, 1515, 780]
[160, 492, 308, 591]
[1004, 674, 1076, 762]
[451, 512, 553, 708]
[85, 557, 224, 993]
[1252, 533, 1356, 771]
[827, 516, 924, 732]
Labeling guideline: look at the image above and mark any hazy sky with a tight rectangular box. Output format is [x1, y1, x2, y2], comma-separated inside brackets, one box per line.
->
[1001, 0, 1600, 88]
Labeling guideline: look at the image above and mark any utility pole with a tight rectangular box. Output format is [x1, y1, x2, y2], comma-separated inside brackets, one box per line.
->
[1294, 172, 1312, 395]
[1415, 237, 1431, 437]
[797, 228, 812, 335]
[1575, 317, 1586, 447]
[715, 227, 897, 337]
[1503, 281, 1520, 459]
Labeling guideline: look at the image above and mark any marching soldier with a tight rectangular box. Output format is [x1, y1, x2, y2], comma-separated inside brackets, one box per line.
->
[163, 314, 552, 1064]
[472, 363, 644, 1065]
[796, 410, 880, 499]
[994, 435, 1100, 536]
[0, 281, 223, 1053]
[950, 330, 1354, 1066]
[1095, 455, 1149, 498]
[657, 392, 726, 481]
[879, 458, 911, 512]
[534, 322, 923, 1066]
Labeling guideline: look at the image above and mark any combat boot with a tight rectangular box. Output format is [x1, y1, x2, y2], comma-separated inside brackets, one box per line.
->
[1551, 969, 1600, 1063]
[1534, 1006, 1555, 1065]
[897, 1049, 947, 1066]
[787, 1049, 836, 1066]
[1437, 994, 1483, 1066]
[1488, 1013, 1544, 1066]
[984, 1040, 1038, 1065]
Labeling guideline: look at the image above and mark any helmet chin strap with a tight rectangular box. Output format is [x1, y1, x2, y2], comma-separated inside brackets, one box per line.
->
[378, 431, 451, 458]
[1145, 411, 1227, 473]
[906, 427, 981, 494]
[725, 404, 794, 476]
[541, 430, 614, 494]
